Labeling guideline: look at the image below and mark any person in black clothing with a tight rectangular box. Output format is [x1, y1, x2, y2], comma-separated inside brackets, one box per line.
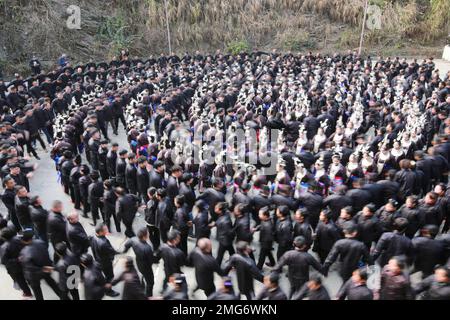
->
[187, 238, 224, 297]
[193, 199, 211, 242]
[413, 266, 450, 300]
[125, 153, 138, 195]
[323, 222, 372, 284]
[254, 207, 275, 269]
[66, 211, 90, 258]
[47, 200, 69, 263]
[29, 196, 48, 244]
[19, 230, 61, 300]
[412, 225, 445, 278]
[78, 165, 92, 218]
[173, 195, 191, 256]
[106, 142, 118, 180]
[155, 229, 186, 292]
[122, 227, 156, 297]
[136, 156, 150, 202]
[54, 242, 80, 300]
[60, 151, 74, 197]
[110, 256, 147, 300]
[80, 253, 107, 300]
[88, 171, 104, 226]
[69, 156, 82, 209]
[397, 195, 422, 238]
[196, 179, 226, 221]
[313, 210, 341, 263]
[210, 202, 235, 266]
[115, 149, 128, 189]
[355, 203, 383, 250]
[102, 180, 121, 233]
[156, 188, 175, 243]
[115, 187, 139, 238]
[292, 275, 330, 300]
[15, 185, 32, 230]
[293, 209, 313, 249]
[275, 205, 293, 260]
[90, 223, 120, 297]
[29, 56, 41, 75]
[1, 177, 20, 231]
[256, 272, 287, 300]
[97, 140, 109, 181]
[145, 187, 160, 250]
[87, 130, 101, 171]
[336, 268, 374, 300]
[372, 217, 414, 267]
[223, 241, 263, 300]
[0, 228, 33, 298]
[273, 236, 323, 298]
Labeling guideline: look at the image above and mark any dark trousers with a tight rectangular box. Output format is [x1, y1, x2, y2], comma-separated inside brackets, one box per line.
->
[90, 199, 102, 226]
[28, 274, 61, 300]
[147, 225, 160, 250]
[178, 231, 188, 256]
[81, 196, 90, 217]
[123, 220, 135, 238]
[8, 270, 32, 296]
[30, 132, 46, 150]
[61, 288, 80, 300]
[160, 226, 170, 243]
[257, 246, 275, 269]
[114, 114, 127, 132]
[73, 185, 81, 210]
[105, 209, 121, 233]
[139, 268, 154, 297]
[41, 127, 53, 144]
[101, 262, 114, 283]
[289, 278, 307, 299]
[216, 243, 235, 266]
[8, 211, 21, 232]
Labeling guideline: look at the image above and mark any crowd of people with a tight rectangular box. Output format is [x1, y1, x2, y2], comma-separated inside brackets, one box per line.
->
[0, 48, 450, 300]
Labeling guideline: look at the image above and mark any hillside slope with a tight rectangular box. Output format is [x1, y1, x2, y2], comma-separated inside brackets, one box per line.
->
[0, 0, 448, 74]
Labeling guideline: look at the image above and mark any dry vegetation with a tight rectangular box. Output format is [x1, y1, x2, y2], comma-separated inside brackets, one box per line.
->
[0, 0, 448, 74]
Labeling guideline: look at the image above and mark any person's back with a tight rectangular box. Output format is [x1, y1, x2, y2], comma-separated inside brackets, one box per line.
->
[84, 262, 106, 300]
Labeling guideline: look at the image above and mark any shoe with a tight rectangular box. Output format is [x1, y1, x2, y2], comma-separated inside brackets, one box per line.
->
[35, 155, 41, 160]
[265, 262, 275, 267]
[105, 290, 120, 297]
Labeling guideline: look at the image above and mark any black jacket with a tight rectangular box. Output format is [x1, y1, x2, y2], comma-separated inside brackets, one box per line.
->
[293, 221, 313, 248]
[174, 205, 190, 234]
[83, 262, 106, 300]
[273, 249, 322, 284]
[293, 283, 330, 300]
[275, 218, 293, 247]
[256, 219, 274, 248]
[223, 253, 263, 294]
[106, 150, 118, 177]
[90, 235, 117, 266]
[313, 221, 341, 254]
[197, 188, 226, 219]
[125, 163, 138, 194]
[166, 176, 179, 200]
[111, 268, 147, 300]
[66, 221, 90, 256]
[20, 239, 53, 281]
[136, 166, 150, 195]
[412, 236, 445, 276]
[149, 169, 164, 189]
[323, 238, 372, 279]
[116, 158, 127, 185]
[155, 243, 185, 278]
[1, 236, 26, 273]
[345, 189, 372, 212]
[336, 279, 373, 300]
[215, 213, 234, 246]
[323, 194, 352, 220]
[15, 196, 32, 228]
[233, 214, 252, 242]
[179, 182, 195, 212]
[355, 213, 383, 245]
[47, 211, 68, 246]
[372, 232, 414, 267]
[414, 275, 450, 300]
[187, 247, 224, 290]
[123, 237, 155, 275]
[117, 194, 139, 223]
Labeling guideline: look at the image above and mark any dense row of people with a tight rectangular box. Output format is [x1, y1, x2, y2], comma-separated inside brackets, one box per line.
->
[0, 49, 450, 300]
